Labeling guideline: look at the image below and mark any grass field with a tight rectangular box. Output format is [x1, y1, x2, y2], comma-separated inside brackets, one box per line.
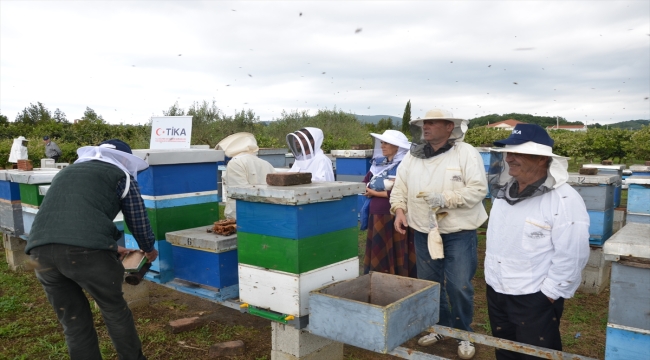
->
[1, 193, 618, 359]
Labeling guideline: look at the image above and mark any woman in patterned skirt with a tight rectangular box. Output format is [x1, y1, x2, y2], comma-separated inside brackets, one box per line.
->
[362, 130, 416, 277]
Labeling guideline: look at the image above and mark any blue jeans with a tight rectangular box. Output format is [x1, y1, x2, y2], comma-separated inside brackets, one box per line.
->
[30, 244, 146, 360]
[414, 229, 478, 332]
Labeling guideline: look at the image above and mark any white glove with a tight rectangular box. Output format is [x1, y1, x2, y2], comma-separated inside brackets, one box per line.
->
[416, 192, 446, 208]
[427, 227, 444, 260]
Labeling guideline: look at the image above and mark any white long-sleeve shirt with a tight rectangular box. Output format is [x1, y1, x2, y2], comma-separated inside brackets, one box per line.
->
[224, 154, 275, 219]
[289, 153, 334, 182]
[485, 183, 590, 300]
[390, 142, 488, 234]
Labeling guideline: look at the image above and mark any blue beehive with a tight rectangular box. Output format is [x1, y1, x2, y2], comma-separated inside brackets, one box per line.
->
[568, 173, 618, 245]
[629, 165, 650, 177]
[331, 150, 373, 177]
[603, 223, 650, 359]
[128, 149, 225, 284]
[582, 164, 625, 207]
[626, 176, 650, 215]
[165, 226, 239, 290]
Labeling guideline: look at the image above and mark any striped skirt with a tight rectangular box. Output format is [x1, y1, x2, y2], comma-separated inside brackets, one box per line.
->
[363, 214, 417, 278]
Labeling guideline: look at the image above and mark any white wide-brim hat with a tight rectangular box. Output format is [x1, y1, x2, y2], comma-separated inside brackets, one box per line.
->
[409, 108, 468, 140]
[490, 142, 568, 159]
[370, 130, 411, 150]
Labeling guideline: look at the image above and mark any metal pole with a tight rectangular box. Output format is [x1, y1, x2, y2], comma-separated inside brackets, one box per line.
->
[430, 325, 598, 360]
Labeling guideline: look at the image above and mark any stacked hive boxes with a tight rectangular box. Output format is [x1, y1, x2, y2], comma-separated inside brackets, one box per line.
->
[0, 170, 23, 236]
[626, 165, 650, 224]
[568, 173, 618, 246]
[6, 169, 59, 236]
[123, 149, 224, 284]
[568, 173, 619, 294]
[230, 182, 364, 319]
[581, 164, 625, 208]
[258, 148, 289, 168]
[603, 223, 650, 359]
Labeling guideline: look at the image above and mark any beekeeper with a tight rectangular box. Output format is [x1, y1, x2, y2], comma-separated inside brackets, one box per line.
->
[216, 132, 275, 219]
[286, 127, 334, 182]
[484, 124, 589, 358]
[389, 108, 487, 359]
[8, 136, 29, 163]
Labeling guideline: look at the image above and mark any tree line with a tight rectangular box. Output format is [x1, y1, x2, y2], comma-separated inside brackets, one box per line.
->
[1, 101, 648, 166]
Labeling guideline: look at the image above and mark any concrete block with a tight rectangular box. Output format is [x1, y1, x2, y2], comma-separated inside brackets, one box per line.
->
[5, 247, 30, 271]
[578, 247, 611, 294]
[2, 233, 26, 251]
[267, 172, 312, 186]
[271, 342, 343, 360]
[122, 281, 150, 310]
[208, 340, 245, 358]
[613, 208, 626, 234]
[271, 322, 339, 358]
[579, 168, 598, 175]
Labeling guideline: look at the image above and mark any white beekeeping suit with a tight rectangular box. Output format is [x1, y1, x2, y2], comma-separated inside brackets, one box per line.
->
[216, 133, 276, 220]
[286, 127, 334, 182]
[8, 136, 29, 163]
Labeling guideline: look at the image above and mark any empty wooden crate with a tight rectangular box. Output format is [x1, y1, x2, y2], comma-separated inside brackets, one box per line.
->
[309, 272, 440, 353]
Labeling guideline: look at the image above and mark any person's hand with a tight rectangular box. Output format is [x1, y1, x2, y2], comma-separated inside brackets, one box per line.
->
[117, 246, 136, 261]
[416, 192, 446, 208]
[394, 209, 409, 234]
[364, 188, 376, 198]
[145, 249, 159, 263]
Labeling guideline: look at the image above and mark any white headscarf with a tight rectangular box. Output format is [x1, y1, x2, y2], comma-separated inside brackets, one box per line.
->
[368, 130, 410, 175]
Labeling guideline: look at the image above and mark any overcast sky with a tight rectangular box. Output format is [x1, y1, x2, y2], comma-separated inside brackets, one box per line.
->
[1, 1, 649, 125]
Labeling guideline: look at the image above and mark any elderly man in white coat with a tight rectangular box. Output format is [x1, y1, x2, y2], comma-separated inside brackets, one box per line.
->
[485, 123, 589, 360]
[286, 127, 334, 182]
[216, 133, 276, 220]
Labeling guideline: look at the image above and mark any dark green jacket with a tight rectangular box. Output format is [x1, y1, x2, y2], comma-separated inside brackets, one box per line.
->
[25, 161, 126, 254]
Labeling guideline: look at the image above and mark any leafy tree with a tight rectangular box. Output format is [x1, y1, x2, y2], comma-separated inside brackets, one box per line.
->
[81, 107, 105, 123]
[15, 102, 53, 124]
[52, 108, 68, 123]
[401, 100, 411, 134]
[163, 102, 186, 116]
[468, 113, 582, 129]
[0, 113, 8, 126]
[463, 127, 510, 147]
[375, 118, 395, 133]
[625, 125, 650, 161]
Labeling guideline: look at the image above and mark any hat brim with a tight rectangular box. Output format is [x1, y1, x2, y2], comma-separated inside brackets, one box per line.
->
[493, 137, 529, 147]
[370, 133, 411, 150]
[490, 142, 568, 159]
[409, 117, 465, 126]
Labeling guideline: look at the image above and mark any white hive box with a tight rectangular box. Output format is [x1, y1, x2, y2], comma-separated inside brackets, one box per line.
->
[238, 257, 359, 317]
[4, 169, 59, 184]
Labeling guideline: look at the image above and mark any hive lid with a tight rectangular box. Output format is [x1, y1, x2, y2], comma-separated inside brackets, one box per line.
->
[258, 148, 288, 155]
[4, 169, 60, 184]
[131, 148, 225, 165]
[330, 149, 374, 158]
[625, 176, 650, 185]
[629, 165, 650, 172]
[581, 164, 626, 171]
[228, 182, 366, 205]
[603, 222, 650, 261]
[165, 226, 237, 253]
[567, 172, 620, 185]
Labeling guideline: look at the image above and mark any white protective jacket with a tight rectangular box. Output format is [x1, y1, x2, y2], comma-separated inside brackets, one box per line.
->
[288, 127, 334, 182]
[8, 138, 28, 163]
[390, 142, 488, 234]
[485, 181, 590, 300]
[217, 133, 276, 219]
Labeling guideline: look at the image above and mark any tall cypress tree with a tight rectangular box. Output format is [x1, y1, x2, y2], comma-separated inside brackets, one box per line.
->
[401, 100, 411, 133]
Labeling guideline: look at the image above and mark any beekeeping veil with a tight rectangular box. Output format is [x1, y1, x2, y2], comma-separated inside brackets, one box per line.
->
[75, 139, 149, 199]
[368, 129, 411, 175]
[216, 132, 259, 158]
[286, 127, 324, 164]
[488, 124, 569, 204]
[409, 109, 469, 159]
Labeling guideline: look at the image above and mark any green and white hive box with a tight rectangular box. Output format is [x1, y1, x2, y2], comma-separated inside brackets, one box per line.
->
[230, 182, 365, 317]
